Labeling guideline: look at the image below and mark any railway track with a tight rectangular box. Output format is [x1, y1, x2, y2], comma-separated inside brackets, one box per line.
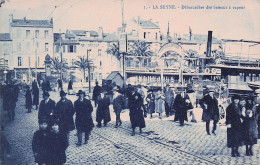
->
[91, 119, 219, 165]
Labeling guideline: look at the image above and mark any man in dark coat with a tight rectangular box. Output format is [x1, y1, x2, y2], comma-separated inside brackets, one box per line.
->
[38, 92, 56, 129]
[112, 86, 124, 128]
[93, 81, 102, 107]
[128, 87, 146, 136]
[226, 95, 243, 157]
[32, 80, 39, 110]
[68, 79, 73, 94]
[164, 84, 174, 117]
[96, 89, 111, 127]
[57, 78, 63, 91]
[173, 87, 193, 126]
[5, 83, 17, 121]
[199, 88, 219, 135]
[25, 85, 32, 113]
[74, 90, 94, 146]
[32, 119, 51, 165]
[49, 122, 68, 165]
[54, 90, 75, 145]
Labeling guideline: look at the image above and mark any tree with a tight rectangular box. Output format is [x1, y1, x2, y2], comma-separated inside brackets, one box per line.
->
[51, 57, 68, 74]
[106, 43, 123, 70]
[128, 40, 154, 67]
[106, 43, 121, 60]
[74, 56, 92, 82]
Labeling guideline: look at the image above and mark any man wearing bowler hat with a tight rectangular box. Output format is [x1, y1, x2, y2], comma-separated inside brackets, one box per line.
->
[173, 86, 193, 126]
[54, 90, 75, 144]
[112, 86, 124, 127]
[199, 88, 219, 135]
[74, 90, 94, 146]
[38, 92, 56, 129]
[96, 89, 111, 127]
[254, 89, 260, 139]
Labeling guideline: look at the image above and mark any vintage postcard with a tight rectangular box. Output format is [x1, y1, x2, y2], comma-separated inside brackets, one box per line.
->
[1, 0, 260, 164]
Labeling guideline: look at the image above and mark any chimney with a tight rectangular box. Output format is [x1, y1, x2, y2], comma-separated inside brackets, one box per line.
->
[206, 31, 213, 57]
[98, 27, 103, 40]
[24, 17, 26, 22]
[9, 14, 13, 23]
[50, 17, 53, 24]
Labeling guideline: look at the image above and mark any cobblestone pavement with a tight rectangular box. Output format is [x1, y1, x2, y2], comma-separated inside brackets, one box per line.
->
[3, 90, 260, 165]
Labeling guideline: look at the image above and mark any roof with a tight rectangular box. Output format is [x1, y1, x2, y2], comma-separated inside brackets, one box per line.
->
[86, 31, 98, 37]
[132, 19, 160, 29]
[10, 18, 53, 28]
[103, 33, 118, 42]
[106, 71, 123, 80]
[70, 30, 86, 36]
[65, 33, 76, 38]
[221, 39, 260, 44]
[0, 33, 12, 41]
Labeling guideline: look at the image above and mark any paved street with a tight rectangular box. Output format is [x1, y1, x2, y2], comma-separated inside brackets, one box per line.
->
[3, 89, 260, 165]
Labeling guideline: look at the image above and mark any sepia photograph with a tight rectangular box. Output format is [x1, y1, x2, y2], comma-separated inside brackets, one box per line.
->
[0, 0, 260, 164]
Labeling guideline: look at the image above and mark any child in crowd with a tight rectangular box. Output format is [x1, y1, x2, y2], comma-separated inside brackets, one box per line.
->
[32, 119, 51, 165]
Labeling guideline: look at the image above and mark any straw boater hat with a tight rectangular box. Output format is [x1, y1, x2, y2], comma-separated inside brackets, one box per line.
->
[112, 86, 119, 92]
[255, 89, 260, 94]
[76, 90, 86, 96]
[100, 89, 107, 94]
[208, 88, 215, 93]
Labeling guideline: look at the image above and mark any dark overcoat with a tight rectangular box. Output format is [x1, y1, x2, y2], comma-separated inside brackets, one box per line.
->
[68, 80, 73, 90]
[128, 92, 146, 129]
[146, 93, 155, 114]
[74, 98, 94, 132]
[32, 129, 51, 164]
[49, 131, 68, 165]
[226, 103, 244, 148]
[96, 95, 111, 123]
[93, 85, 102, 101]
[38, 99, 56, 125]
[242, 106, 258, 145]
[32, 86, 39, 106]
[4, 85, 17, 111]
[113, 94, 124, 113]
[54, 98, 75, 132]
[199, 94, 219, 122]
[25, 89, 32, 109]
[174, 94, 193, 121]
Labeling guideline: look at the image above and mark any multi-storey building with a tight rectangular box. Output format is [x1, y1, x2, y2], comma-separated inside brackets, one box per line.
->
[53, 27, 120, 86]
[0, 33, 12, 81]
[9, 15, 53, 82]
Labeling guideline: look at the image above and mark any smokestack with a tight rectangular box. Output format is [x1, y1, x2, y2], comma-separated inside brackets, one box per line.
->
[98, 27, 103, 40]
[206, 31, 213, 57]
[9, 14, 13, 23]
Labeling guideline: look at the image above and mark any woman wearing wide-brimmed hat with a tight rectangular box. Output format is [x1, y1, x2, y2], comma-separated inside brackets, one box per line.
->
[96, 89, 111, 127]
[74, 90, 94, 146]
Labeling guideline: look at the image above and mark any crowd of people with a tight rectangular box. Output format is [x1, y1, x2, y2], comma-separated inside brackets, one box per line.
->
[1, 79, 260, 163]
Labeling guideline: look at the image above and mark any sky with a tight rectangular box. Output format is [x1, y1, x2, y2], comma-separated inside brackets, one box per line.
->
[0, 0, 260, 41]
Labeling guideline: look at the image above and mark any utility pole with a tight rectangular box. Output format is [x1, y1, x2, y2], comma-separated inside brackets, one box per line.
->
[59, 29, 63, 90]
[87, 49, 91, 94]
[35, 38, 38, 80]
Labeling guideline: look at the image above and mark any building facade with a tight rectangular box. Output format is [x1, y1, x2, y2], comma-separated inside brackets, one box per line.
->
[9, 15, 53, 82]
[53, 28, 120, 86]
[0, 33, 12, 81]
